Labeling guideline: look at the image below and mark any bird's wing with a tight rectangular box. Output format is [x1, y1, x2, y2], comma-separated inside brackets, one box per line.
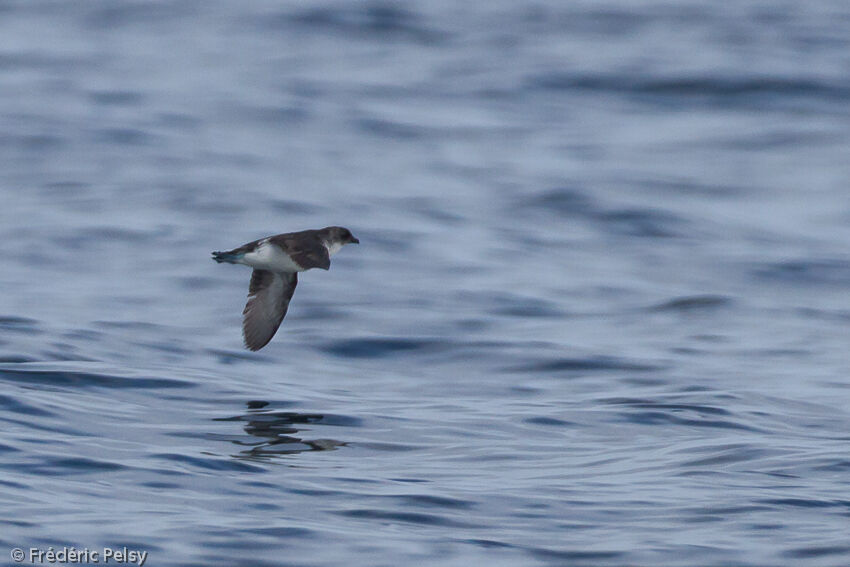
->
[242, 269, 297, 351]
[270, 233, 330, 270]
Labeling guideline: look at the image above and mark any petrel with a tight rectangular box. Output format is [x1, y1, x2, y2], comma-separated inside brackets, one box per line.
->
[212, 226, 359, 351]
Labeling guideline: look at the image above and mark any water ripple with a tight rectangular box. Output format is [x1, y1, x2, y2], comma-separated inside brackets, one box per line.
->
[320, 337, 444, 359]
[753, 258, 850, 286]
[651, 295, 733, 312]
[336, 509, 474, 528]
[153, 453, 265, 473]
[530, 73, 850, 101]
[12, 457, 126, 476]
[509, 356, 664, 374]
[0, 367, 192, 389]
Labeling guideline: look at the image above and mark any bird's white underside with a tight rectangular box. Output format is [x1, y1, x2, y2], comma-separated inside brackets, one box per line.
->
[240, 238, 343, 272]
[241, 239, 304, 272]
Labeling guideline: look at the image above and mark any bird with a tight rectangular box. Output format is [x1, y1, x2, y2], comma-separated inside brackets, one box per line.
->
[212, 226, 359, 351]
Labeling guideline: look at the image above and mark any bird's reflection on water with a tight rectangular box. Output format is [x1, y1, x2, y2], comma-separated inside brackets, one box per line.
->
[213, 401, 346, 459]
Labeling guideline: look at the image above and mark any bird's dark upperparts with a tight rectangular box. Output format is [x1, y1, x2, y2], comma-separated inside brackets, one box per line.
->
[212, 226, 359, 351]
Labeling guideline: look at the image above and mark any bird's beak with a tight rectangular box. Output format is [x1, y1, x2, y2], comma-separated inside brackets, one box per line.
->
[350, 236, 360, 244]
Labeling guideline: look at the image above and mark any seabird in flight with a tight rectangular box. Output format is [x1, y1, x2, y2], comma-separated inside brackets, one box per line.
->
[212, 226, 359, 350]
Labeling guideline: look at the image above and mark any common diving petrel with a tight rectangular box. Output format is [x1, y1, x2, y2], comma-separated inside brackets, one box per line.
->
[212, 227, 359, 351]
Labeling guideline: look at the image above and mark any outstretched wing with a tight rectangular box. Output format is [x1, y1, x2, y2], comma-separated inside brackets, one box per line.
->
[242, 269, 298, 351]
[269, 233, 330, 271]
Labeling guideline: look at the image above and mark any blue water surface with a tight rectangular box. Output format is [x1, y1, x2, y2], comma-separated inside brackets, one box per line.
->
[2, 1, 850, 566]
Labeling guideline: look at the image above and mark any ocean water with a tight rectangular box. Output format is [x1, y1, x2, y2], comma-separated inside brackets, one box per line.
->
[2, 1, 850, 565]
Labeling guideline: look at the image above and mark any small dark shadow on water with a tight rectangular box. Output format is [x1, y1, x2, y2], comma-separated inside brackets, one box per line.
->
[320, 337, 445, 359]
[266, 3, 449, 45]
[784, 545, 850, 558]
[522, 187, 595, 216]
[335, 508, 474, 528]
[602, 397, 762, 432]
[0, 355, 38, 363]
[0, 316, 41, 333]
[527, 72, 850, 106]
[594, 207, 684, 238]
[213, 401, 356, 459]
[634, 177, 747, 198]
[753, 258, 850, 287]
[524, 416, 576, 427]
[0, 368, 193, 389]
[508, 355, 665, 374]
[465, 538, 516, 549]
[387, 494, 474, 510]
[650, 295, 733, 312]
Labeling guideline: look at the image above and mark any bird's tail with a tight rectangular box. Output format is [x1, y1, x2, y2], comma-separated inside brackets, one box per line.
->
[212, 250, 244, 264]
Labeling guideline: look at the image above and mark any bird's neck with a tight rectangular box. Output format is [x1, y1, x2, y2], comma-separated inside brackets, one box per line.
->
[324, 240, 344, 257]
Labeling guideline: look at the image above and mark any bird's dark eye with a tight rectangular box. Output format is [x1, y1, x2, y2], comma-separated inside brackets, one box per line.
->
[343, 230, 351, 238]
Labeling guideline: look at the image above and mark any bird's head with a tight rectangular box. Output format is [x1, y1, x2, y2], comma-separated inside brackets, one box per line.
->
[323, 226, 360, 246]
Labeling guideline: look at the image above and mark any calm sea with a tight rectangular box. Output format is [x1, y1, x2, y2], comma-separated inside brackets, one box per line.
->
[2, 1, 850, 565]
